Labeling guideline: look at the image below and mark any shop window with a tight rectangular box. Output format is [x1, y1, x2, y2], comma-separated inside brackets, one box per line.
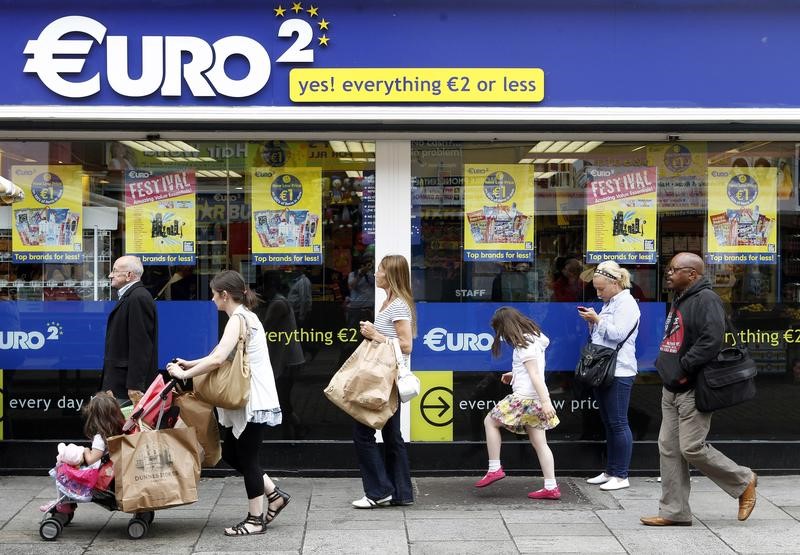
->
[0, 139, 375, 442]
[411, 140, 800, 442]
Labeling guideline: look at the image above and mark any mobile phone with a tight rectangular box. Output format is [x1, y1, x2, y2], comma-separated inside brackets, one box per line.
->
[577, 306, 589, 312]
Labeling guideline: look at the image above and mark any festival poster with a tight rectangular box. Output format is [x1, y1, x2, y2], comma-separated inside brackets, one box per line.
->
[647, 142, 706, 213]
[11, 165, 84, 264]
[463, 164, 534, 262]
[251, 167, 322, 265]
[585, 167, 658, 265]
[124, 169, 196, 265]
[706, 167, 777, 264]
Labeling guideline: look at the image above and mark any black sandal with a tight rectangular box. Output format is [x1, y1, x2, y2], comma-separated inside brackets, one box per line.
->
[224, 513, 267, 536]
[266, 486, 291, 524]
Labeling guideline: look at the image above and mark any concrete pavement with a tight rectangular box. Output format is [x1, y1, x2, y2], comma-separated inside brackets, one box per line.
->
[2, 474, 800, 554]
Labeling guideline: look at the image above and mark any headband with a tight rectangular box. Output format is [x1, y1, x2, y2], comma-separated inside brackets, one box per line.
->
[594, 268, 619, 281]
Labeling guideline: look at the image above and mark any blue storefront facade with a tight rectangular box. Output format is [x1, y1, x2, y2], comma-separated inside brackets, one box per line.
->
[1, 0, 800, 473]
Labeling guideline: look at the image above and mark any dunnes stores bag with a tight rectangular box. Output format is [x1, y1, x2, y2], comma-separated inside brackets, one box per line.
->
[108, 427, 201, 513]
[694, 347, 757, 413]
[193, 313, 251, 410]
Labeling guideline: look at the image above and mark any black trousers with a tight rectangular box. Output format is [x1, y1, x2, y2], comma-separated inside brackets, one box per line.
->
[221, 421, 267, 499]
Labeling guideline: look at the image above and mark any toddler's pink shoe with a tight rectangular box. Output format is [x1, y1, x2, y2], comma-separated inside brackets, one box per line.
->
[474, 467, 506, 488]
[527, 486, 561, 500]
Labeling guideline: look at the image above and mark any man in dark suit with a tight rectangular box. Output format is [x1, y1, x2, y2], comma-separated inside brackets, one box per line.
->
[102, 255, 158, 404]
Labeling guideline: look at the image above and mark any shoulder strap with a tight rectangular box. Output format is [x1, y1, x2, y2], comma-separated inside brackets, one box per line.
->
[389, 338, 407, 371]
[235, 312, 249, 346]
[615, 320, 639, 352]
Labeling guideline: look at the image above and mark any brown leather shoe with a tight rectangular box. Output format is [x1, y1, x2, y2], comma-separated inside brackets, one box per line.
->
[738, 473, 758, 521]
[640, 516, 692, 527]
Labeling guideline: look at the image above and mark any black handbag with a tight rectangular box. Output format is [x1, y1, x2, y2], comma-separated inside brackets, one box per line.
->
[574, 321, 638, 390]
[694, 346, 757, 413]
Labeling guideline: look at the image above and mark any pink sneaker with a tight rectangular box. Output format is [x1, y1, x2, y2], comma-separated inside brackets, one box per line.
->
[527, 486, 561, 500]
[474, 467, 506, 488]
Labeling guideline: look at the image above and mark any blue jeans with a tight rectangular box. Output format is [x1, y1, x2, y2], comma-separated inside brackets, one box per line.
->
[594, 376, 635, 479]
[352, 404, 413, 503]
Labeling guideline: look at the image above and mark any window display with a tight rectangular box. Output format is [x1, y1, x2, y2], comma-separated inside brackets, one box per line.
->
[0, 140, 375, 443]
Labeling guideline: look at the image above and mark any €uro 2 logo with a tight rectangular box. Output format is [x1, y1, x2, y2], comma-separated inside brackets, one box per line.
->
[271, 174, 304, 206]
[23, 4, 333, 98]
[0, 322, 63, 350]
[31, 173, 64, 205]
[423, 327, 494, 352]
[483, 171, 516, 203]
[727, 174, 758, 206]
[663, 144, 693, 174]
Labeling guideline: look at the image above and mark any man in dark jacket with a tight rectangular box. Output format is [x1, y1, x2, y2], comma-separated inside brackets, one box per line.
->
[101, 255, 158, 404]
[641, 252, 757, 527]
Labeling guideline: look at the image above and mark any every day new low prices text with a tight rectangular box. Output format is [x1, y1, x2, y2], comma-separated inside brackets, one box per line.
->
[290, 68, 544, 103]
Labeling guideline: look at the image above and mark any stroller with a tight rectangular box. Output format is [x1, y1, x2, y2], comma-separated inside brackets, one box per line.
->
[39, 376, 193, 541]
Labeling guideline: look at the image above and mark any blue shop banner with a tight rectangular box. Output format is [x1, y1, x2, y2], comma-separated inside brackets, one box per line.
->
[0, 301, 217, 370]
[1, 0, 799, 108]
[413, 302, 666, 372]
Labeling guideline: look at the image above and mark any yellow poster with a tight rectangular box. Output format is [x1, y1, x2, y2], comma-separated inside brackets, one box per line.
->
[124, 169, 196, 265]
[647, 142, 706, 212]
[410, 371, 453, 442]
[707, 167, 777, 264]
[586, 167, 658, 265]
[11, 165, 83, 264]
[463, 164, 533, 262]
[251, 167, 322, 265]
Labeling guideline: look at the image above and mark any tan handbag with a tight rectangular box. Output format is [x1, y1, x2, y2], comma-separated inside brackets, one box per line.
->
[193, 313, 251, 410]
[174, 392, 221, 467]
[324, 339, 399, 430]
[108, 427, 201, 512]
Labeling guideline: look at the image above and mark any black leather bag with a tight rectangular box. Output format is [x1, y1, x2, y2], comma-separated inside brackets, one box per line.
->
[694, 347, 757, 413]
[574, 322, 638, 390]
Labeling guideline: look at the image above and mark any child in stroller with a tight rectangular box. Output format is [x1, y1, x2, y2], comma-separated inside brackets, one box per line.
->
[39, 392, 125, 539]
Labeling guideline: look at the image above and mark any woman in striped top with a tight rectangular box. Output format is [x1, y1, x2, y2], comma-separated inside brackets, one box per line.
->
[351, 254, 417, 509]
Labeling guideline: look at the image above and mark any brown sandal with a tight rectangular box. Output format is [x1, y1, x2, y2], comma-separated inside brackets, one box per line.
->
[224, 513, 266, 536]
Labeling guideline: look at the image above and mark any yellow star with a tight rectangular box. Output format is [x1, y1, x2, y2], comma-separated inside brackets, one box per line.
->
[318, 18, 329, 30]
[291, 2, 303, 13]
[318, 34, 330, 46]
[274, 5, 286, 17]
[307, 5, 319, 17]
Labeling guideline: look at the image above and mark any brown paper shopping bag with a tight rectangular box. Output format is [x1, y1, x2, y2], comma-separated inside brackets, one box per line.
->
[174, 392, 222, 467]
[108, 427, 201, 513]
[324, 339, 399, 429]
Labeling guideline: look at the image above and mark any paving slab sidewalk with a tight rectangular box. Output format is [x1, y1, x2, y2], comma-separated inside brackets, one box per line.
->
[1, 475, 798, 554]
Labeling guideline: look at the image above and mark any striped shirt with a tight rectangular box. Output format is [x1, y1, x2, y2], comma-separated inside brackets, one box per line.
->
[374, 297, 412, 365]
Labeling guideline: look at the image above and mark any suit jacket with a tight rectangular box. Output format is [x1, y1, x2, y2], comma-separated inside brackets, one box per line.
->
[101, 281, 159, 398]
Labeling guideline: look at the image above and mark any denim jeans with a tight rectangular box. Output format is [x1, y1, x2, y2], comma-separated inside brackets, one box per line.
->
[594, 376, 635, 479]
[352, 404, 413, 503]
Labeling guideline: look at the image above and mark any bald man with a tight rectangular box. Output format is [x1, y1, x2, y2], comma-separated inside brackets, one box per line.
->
[101, 255, 158, 403]
[641, 252, 757, 527]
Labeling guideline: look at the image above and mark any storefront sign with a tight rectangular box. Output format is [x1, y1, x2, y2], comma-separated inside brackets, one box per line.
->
[707, 167, 778, 264]
[413, 302, 666, 372]
[463, 164, 534, 262]
[11, 165, 83, 264]
[647, 143, 707, 213]
[124, 169, 197, 265]
[0, 301, 216, 370]
[251, 167, 322, 265]
[9, 3, 797, 108]
[585, 167, 658, 264]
